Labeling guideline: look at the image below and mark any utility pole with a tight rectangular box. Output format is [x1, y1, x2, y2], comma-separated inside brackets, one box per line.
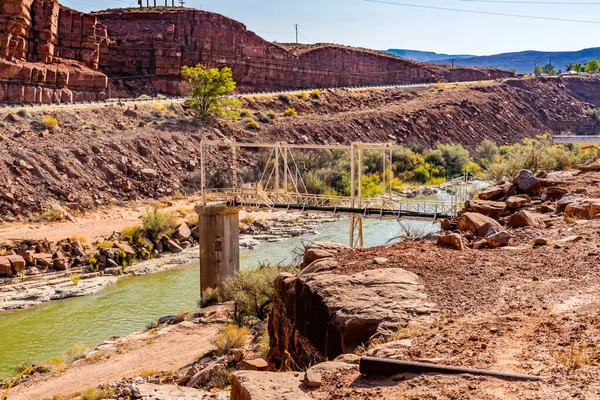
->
[179, 0, 184, 5]
[451, 58, 455, 82]
[294, 24, 299, 44]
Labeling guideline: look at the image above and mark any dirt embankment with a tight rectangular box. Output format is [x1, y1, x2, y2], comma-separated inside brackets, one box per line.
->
[0, 77, 597, 220]
[264, 169, 600, 400]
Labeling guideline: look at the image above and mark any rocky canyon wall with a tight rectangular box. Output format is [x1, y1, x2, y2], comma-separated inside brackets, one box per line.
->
[95, 8, 513, 96]
[0, 0, 109, 103]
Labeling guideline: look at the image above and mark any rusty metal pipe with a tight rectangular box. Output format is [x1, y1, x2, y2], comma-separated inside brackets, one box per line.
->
[359, 356, 546, 382]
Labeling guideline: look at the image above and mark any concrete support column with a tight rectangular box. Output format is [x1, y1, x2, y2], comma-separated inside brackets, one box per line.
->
[195, 205, 240, 295]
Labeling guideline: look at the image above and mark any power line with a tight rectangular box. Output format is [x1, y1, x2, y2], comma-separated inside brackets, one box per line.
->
[460, 0, 600, 4]
[365, 0, 600, 24]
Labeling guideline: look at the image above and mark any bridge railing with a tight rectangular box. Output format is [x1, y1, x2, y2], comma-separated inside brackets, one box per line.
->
[201, 188, 461, 218]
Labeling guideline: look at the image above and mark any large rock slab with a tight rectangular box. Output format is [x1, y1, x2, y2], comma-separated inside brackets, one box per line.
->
[565, 199, 600, 220]
[268, 268, 438, 370]
[135, 383, 229, 399]
[508, 210, 544, 229]
[231, 371, 310, 400]
[457, 212, 504, 235]
[465, 200, 506, 217]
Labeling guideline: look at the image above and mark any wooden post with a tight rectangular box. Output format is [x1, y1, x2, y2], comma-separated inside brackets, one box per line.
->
[350, 143, 355, 208]
[357, 145, 363, 209]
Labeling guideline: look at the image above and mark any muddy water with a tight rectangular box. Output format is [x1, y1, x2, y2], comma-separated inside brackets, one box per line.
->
[0, 218, 439, 377]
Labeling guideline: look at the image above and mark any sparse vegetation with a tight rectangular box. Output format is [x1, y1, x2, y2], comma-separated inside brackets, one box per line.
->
[298, 92, 309, 100]
[550, 340, 598, 369]
[199, 287, 221, 308]
[88, 254, 99, 271]
[142, 204, 176, 240]
[244, 118, 260, 131]
[310, 89, 321, 99]
[220, 263, 298, 324]
[585, 108, 600, 123]
[213, 324, 249, 355]
[80, 387, 113, 400]
[69, 274, 81, 286]
[41, 115, 59, 130]
[63, 344, 89, 364]
[283, 107, 297, 117]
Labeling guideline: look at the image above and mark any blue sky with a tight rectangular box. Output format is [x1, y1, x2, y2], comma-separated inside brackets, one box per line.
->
[64, 0, 600, 56]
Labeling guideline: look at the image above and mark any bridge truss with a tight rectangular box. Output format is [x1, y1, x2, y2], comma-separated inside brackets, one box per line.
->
[198, 140, 471, 247]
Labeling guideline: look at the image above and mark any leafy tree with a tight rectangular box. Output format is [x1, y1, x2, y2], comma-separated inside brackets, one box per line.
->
[585, 59, 600, 73]
[533, 65, 543, 76]
[572, 63, 584, 73]
[436, 143, 470, 178]
[181, 64, 237, 120]
[565, 62, 574, 72]
[542, 63, 557, 75]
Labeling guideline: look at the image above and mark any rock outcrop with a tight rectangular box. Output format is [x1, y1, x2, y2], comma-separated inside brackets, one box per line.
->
[268, 265, 438, 370]
[93, 8, 512, 96]
[0, 0, 109, 103]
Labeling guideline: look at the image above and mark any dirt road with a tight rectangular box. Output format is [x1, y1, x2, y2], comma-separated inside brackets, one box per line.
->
[10, 321, 220, 400]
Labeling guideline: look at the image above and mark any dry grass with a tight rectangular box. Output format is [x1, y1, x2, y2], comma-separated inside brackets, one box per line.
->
[550, 340, 598, 369]
[70, 235, 89, 244]
[214, 324, 249, 355]
[80, 387, 113, 400]
[139, 369, 160, 378]
[41, 115, 59, 130]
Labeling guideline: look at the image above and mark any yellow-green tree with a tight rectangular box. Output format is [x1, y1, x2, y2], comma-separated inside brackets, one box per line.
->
[585, 59, 600, 73]
[181, 64, 236, 120]
[533, 65, 543, 76]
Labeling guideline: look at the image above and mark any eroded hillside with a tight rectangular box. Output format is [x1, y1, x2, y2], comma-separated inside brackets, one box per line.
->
[0, 76, 597, 220]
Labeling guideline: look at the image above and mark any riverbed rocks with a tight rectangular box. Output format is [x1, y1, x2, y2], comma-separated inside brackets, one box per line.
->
[231, 371, 310, 400]
[436, 233, 464, 251]
[516, 170, 542, 194]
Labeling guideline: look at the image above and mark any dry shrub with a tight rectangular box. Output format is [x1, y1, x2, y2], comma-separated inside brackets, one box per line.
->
[550, 341, 598, 369]
[214, 324, 249, 355]
[80, 387, 113, 400]
[41, 115, 59, 130]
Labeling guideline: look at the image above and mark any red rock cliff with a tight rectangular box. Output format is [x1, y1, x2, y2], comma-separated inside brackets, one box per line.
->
[0, 0, 109, 103]
[95, 8, 512, 95]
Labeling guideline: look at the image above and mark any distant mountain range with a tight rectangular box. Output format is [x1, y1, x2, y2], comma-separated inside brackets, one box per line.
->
[385, 47, 600, 74]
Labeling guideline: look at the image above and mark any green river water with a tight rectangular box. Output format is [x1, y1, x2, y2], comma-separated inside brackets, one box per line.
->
[0, 218, 440, 377]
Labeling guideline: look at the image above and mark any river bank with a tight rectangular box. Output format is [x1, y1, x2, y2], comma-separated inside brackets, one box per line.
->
[0, 209, 336, 312]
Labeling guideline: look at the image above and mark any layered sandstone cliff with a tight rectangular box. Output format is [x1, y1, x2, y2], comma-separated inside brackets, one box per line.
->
[0, 0, 109, 103]
[94, 8, 513, 96]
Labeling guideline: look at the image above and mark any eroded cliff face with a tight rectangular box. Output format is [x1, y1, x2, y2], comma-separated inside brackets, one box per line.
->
[0, 0, 109, 103]
[94, 8, 512, 96]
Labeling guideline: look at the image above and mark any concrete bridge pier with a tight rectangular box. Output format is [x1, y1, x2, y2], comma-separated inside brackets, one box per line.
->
[195, 205, 241, 296]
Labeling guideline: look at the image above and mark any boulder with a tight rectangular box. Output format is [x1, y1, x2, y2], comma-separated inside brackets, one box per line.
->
[0, 256, 12, 275]
[472, 239, 488, 250]
[298, 259, 338, 276]
[186, 357, 228, 388]
[436, 233, 464, 251]
[508, 210, 544, 229]
[478, 184, 508, 201]
[486, 231, 511, 248]
[465, 200, 506, 217]
[33, 253, 53, 267]
[516, 170, 542, 194]
[303, 369, 322, 388]
[174, 223, 192, 241]
[457, 212, 504, 235]
[115, 242, 136, 258]
[268, 268, 438, 370]
[238, 358, 269, 371]
[302, 248, 334, 268]
[506, 195, 530, 209]
[545, 187, 569, 197]
[373, 257, 389, 265]
[565, 200, 600, 220]
[162, 238, 183, 253]
[231, 371, 310, 400]
[533, 238, 549, 247]
[71, 240, 85, 257]
[7, 255, 26, 273]
[141, 168, 157, 178]
[124, 108, 138, 118]
[580, 159, 600, 172]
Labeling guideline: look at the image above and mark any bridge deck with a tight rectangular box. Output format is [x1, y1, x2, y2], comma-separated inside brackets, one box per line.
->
[205, 189, 459, 219]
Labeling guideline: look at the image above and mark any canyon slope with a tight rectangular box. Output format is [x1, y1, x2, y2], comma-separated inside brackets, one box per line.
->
[0, 76, 598, 220]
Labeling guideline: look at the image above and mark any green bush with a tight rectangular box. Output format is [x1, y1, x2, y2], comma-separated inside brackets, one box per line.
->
[310, 89, 321, 99]
[142, 204, 176, 240]
[220, 264, 297, 324]
[244, 118, 260, 131]
[436, 143, 470, 178]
